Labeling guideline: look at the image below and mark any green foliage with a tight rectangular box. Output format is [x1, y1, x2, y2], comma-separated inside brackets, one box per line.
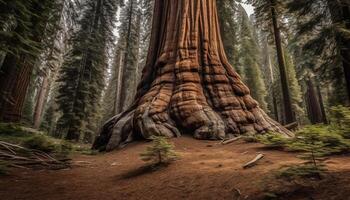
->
[140, 136, 178, 165]
[0, 123, 26, 136]
[290, 125, 350, 155]
[56, 0, 121, 141]
[287, 0, 350, 105]
[0, 123, 77, 156]
[22, 135, 56, 153]
[258, 109, 350, 180]
[329, 105, 350, 139]
[217, 0, 239, 68]
[257, 133, 288, 149]
[236, 5, 268, 111]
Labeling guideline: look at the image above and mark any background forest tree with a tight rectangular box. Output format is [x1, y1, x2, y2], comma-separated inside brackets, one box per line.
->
[1, 0, 349, 144]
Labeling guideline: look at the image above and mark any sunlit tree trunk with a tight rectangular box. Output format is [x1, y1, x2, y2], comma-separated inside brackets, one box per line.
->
[93, 0, 292, 151]
[33, 74, 49, 129]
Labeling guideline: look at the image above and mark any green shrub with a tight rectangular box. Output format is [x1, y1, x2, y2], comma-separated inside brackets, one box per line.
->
[140, 136, 178, 165]
[56, 141, 73, 156]
[0, 123, 25, 135]
[288, 125, 350, 155]
[258, 123, 350, 180]
[22, 135, 57, 153]
[257, 133, 289, 149]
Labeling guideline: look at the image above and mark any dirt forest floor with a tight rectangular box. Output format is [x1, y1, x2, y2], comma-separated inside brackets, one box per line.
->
[1, 136, 350, 200]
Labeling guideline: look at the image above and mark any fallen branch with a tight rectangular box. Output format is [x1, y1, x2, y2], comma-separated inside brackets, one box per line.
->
[243, 154, 264, 169]
[221, 136, 242, 145]
[0, 140, 70, 170]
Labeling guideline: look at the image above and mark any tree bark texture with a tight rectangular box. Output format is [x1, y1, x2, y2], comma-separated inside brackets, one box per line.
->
[93, 0, 292, 151]
[0, 55, 33, 122]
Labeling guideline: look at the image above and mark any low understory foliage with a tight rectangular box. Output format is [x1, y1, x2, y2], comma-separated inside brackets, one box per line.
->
[0, 123, 94, 155]
[257, 106, 350, 180]
[140, 136, 179, 166]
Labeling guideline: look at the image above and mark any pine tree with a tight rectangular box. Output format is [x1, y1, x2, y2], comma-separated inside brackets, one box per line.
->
[217, 0, 240, 70]
[237, 6, 268, 111]
[140, 136, 178, 165]
[115, 0, 142, 113]
[40, 0, 82, 136]
[56, 0, 120, 141]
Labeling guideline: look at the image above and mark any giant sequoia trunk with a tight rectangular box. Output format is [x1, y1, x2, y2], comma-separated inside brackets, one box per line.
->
[93, 0, 292, 151]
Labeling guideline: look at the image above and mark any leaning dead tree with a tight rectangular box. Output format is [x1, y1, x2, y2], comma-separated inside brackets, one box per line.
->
[93, 0, 292, 151]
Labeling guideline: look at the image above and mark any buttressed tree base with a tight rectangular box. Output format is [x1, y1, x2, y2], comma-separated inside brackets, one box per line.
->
[93, 0, 292, 151]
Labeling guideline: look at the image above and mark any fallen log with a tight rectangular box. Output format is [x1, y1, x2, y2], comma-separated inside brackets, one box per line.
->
[243, 154, 264, 169]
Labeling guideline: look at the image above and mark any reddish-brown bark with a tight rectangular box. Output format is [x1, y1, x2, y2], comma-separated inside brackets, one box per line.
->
[93, 0, 292, 151]
[0, 55, 33, 122]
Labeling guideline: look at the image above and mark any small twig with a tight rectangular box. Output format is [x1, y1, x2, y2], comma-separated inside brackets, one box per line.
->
[243, 154, 264, 169]
[221, 136, 242, 145]
[0, 143, 16, 155]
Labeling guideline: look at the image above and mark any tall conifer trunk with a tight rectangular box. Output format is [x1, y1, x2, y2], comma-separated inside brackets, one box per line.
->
[269, 0, 295, 124]
[33, 74, 49, 129]
[93, 0, 292, 151]
[305, 79, 325, 124]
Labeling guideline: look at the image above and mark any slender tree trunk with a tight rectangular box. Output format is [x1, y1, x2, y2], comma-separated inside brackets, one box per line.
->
[266, 40, 279, 121]
[316, 83, 328, 124]
[93, 0, 292, 151]
[33, 74, 49, 129]
[305, 79, 324, 124]
[269, 0, 295, 124]
[115, 51, 125, 114]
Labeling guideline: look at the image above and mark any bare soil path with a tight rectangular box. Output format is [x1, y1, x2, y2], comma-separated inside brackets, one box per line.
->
[1, 136, 350, 200]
